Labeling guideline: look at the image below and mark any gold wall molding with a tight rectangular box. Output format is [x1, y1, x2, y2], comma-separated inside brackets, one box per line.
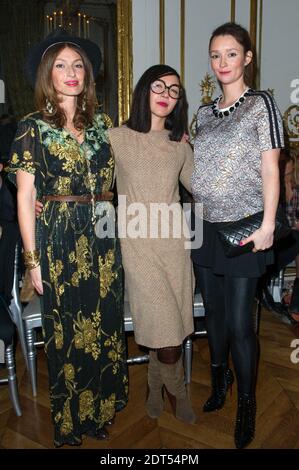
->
[160, 0, 165, 64]
[257, 0, 263, 89]
[250, 0, 258, 88]
[180, 0, 185, 84]
[250, 0, 258, 51]
[117, 0, 133, 125]
[231, 0, 236, 22]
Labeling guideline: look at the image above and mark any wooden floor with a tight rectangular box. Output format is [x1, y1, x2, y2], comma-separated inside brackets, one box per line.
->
[1, 308, 299, 449]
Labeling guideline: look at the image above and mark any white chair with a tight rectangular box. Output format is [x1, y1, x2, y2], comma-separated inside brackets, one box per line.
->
[8, 243, 28, 368]
[184, 291, 207, 384]
[0, 298, 22, 416]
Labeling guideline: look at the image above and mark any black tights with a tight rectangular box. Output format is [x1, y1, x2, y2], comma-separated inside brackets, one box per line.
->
[194, 264, 258, 394]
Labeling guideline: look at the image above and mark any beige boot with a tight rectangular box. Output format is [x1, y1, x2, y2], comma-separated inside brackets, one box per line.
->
[145, 351, 164, 419]
[159, 357, 197, 424]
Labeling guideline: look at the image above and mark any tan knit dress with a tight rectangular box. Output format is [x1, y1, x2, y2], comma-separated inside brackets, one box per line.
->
[108, 126, 194, 349]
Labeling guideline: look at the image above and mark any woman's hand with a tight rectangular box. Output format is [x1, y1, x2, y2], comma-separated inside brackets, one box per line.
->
[181, 133, 189, 143]
[35, 200, 43, 217]
[29, 265, 43, 295]
[240, 224, 275, 253]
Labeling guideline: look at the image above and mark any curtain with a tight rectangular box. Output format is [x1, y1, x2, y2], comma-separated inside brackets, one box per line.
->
[0, 0, 44, 119]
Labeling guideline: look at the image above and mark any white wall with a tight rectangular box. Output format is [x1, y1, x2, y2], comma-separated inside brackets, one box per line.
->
[132, 0, 160, 85]
[132, 0, 299, 122]
[260, 0, 298, 112]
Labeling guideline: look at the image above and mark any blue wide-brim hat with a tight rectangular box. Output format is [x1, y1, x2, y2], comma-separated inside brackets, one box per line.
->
[25, 29, 102, 87]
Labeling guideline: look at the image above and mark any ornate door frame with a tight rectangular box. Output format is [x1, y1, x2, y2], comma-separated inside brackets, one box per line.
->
[117, 0, 133, 124]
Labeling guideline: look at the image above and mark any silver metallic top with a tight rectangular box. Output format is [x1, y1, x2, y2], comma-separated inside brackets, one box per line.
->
[191, 90, 284, 222]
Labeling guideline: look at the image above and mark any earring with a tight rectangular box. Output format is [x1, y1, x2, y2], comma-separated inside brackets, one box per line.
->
[82, 94, 87, 111]
[46, 98, 54, 114]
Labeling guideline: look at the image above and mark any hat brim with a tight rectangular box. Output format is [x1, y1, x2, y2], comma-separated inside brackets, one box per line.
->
[25, 31, 101, 88]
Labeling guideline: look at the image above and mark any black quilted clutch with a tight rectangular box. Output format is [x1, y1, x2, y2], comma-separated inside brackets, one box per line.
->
[217, 207, 291, 257]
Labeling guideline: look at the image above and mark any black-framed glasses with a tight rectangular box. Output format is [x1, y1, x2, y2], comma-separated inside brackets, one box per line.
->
[150, 79, 182, 100]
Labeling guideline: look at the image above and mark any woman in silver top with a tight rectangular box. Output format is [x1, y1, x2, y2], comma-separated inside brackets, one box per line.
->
[191, 22, 284, 449]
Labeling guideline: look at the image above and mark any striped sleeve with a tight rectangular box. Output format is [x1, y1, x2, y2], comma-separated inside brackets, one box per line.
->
[253, 91, 284, 152]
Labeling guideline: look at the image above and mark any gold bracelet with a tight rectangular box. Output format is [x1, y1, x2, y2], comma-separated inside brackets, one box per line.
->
[25, 260, 40, 271]
[23, 250, 40, 270]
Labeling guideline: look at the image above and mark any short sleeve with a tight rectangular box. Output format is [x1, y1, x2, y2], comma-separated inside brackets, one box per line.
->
[7, 118, 39, 185]
[255, 92, 284, 153]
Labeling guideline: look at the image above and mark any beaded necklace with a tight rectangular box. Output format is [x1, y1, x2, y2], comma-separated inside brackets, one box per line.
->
[212, 88, 252, 118]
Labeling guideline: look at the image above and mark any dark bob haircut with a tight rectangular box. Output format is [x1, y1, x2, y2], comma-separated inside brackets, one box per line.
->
[126, 64, 188, 142]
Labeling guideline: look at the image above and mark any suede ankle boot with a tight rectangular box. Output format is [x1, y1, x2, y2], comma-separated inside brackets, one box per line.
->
[145, 351, 164, 419]
[159, 357, 197, 424]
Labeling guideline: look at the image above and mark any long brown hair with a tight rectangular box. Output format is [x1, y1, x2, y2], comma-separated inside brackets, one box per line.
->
[35, 43, 98, 129]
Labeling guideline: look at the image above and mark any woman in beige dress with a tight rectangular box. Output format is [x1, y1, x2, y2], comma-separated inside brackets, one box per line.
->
[108, 65, 196, 424]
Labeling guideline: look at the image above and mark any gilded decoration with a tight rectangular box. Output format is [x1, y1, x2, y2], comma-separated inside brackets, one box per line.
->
[117, 0, 133, 124]
[283, 104, 299, 182]
[189, 74, 216, 140]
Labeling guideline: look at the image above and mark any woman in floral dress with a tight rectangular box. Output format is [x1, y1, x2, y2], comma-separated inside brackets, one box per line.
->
[8, 30, 128, 447]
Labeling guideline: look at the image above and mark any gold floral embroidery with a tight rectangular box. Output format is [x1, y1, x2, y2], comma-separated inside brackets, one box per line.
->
[100, 156, 114, 192]
[64, 363, 75, 381]
[47, 246, 64, 306]
[23, 150, 32, 160]
[11, 153, 19, 164]
[79, 390, 94, 422]
[54, 411, 62, 424]
[73, 310, 101, 359]
[84, 173, 96, 192]
[54, 176, 71, 195]
[69, 235, 92, 287]
[53, 309, 63, 349]
[100, 394, 116, 423]
[99, 249, 117, 298]
[102, 113, 113, 128]
[105, 331, 126, 374]
[69, 252, 76, 263]
[61, 399, 73, 435]
[48, 140, 84, 173]
[30, 127, 35, 138]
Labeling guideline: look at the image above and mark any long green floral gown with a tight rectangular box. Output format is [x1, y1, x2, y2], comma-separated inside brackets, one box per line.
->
[8, 112, 128, 446]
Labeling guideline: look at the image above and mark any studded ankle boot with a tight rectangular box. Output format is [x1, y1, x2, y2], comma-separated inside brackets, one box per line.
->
[203, 364, 234, 412]
[234, 393, 256, 449]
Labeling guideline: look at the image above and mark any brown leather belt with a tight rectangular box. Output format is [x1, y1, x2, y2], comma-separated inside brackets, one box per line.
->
[43, 192, 114, 203]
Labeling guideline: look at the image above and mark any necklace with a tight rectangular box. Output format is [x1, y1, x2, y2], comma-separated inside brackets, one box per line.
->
[212, 88, 252, 118]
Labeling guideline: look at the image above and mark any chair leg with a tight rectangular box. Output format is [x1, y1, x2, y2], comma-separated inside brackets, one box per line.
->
[9, 298, 28, 369]
[5, 344, 22, 417]
[25, 326, 37, 396]
[184, 337, 193, 385]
